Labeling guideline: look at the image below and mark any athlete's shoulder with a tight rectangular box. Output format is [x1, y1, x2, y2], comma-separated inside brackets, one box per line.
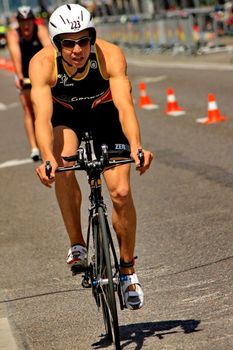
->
[37, 24, 50, 45]
[31, 45, 54, 61]
[29, 46, 56, 85]
[96, 38, 125, 57]
[95, 38, 126, 76]
[7, 27, 19, 41]
[95, 39, 126, 66]
[30, 45, 55, 73]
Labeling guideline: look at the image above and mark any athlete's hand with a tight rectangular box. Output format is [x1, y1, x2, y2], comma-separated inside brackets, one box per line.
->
[36, 159, 58, 188]
[14, 75, 24, 90]
[131, 149, 153, 175]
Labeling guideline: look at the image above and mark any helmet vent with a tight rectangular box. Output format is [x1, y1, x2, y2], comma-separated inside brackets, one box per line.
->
[67, 4, 71, 10]
[59, 15, 66, 24]
[81, 10, 83, 21]
[50, 22, 57, 28]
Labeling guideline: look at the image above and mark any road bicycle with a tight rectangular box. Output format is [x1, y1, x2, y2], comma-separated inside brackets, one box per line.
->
[45, 131, 144, 349]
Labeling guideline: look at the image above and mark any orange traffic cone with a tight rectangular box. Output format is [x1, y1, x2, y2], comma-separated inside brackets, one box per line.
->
[165, 87, 185, 116]
[138, 82, 158, 110]
[0, 57, 6, 69]
[196, 93, 226, 124]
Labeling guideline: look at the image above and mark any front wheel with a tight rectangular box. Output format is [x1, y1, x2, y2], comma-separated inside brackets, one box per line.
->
[93, 206, 121, 349]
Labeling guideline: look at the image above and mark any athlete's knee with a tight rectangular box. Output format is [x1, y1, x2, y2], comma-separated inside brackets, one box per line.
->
[23, 108, 33, 119]
[109, 185, 131, 206]
[21, 99, 33, 115]
[54, 152, 74, 167]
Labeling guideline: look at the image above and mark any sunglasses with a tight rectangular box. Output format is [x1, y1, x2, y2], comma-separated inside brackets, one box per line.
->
[61, 36, 91, 49]
[19, 19, 34, 25]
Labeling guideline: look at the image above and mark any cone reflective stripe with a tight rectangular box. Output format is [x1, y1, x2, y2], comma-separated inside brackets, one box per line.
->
[208, 100, 218, 112]
[165, 87, 185, 116]
[196, 93, 226, 124]
[138, 81, 158, 110]
[168, 94, 176, 103]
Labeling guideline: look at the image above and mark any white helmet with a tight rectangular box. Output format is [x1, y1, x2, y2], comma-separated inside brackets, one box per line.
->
[49, 4, 96, 50]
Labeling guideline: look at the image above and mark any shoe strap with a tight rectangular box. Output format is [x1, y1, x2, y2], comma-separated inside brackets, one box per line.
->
[72, 244, 86, 251]
[120, 273, 140, 293]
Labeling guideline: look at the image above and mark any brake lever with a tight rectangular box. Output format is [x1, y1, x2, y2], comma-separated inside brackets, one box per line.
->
[101, 144, 109, 165]
[137, 149, 144, 168]
[45, 161, 52, 179]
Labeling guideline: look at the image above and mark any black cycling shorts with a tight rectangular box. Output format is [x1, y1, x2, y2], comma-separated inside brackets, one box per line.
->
[51, 102, 130, 159]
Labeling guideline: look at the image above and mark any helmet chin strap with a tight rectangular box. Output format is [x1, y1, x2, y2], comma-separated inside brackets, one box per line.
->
[61, 54, 89, 78]
[61, 55, 72, 67]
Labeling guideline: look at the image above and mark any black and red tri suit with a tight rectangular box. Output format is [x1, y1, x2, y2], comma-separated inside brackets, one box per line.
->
[51, 45, 130, 158]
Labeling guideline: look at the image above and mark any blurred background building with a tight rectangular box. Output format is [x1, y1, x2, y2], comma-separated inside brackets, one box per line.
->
[0, 1, 231, 17]
[0, 0, 232, 55]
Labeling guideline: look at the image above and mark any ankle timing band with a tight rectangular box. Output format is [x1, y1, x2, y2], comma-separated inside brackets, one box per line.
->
[120, 256, 138, 268]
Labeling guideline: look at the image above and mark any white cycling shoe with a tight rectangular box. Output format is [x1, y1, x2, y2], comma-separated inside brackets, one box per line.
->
[30, 148, 40, 162]
[120, 273, 144, 310]
[67, 244, 87, 274]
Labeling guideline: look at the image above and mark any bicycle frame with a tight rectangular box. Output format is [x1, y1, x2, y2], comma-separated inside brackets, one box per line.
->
[81, 155, 121, 293]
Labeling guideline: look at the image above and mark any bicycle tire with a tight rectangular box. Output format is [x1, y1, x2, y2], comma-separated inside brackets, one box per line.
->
[92, 213, 112, 335]
[93, 206, 121, 349]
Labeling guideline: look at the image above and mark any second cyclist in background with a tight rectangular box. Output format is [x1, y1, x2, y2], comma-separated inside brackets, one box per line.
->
[7, 6, 51, 161]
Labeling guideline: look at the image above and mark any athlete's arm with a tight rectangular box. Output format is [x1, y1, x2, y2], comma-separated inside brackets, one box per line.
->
[7, 29, 24, 88]
[103, 41, 153, 173]
[37, 24, 52, 47]
[29, 47, 57, 187]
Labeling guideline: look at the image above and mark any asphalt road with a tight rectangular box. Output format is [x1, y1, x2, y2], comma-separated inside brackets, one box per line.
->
[0, 50, 233, 350]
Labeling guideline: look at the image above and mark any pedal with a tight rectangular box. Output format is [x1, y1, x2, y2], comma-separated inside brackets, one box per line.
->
[81, 278, 91, 288]
[71, 264, 87, 276]
[81, 272, 91, 288]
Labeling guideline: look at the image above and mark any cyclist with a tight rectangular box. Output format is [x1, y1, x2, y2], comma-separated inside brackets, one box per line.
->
[29, 3, 153, 310]
[7, 6, 51, 161]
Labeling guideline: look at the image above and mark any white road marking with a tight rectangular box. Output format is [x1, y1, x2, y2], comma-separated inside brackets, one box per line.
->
[136, 75, 167, 83]
[0, 158, 33, 169]
[0, 318, 18, 350]
[0, 103, 7, 111]
[0, 102, 19, 111]
[7, 102, 20, 110]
